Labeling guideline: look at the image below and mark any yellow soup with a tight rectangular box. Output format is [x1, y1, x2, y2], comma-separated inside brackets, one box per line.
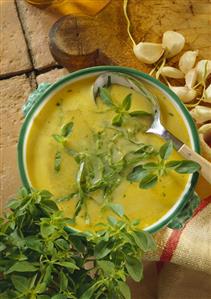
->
[26, 76, 191, 230]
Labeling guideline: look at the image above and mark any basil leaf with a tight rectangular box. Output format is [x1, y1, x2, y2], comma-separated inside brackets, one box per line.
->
[112, 113, 123, 126]
[107, 203, 124, 217]
[118, 281, 131, 299]
[165, 160, 182, 169]
[11, 275, 30, 292]
[97, 260, 115, 274]
[127, 165, 148, 182]
[80, 285, 96, 299]
[54, 151, 62, 172]
[132, 231, 156, 252]
[6, 261, 37, 274]
[99, 87, 114, 107]
[55, 239, 69, 251]
[56, 261, 78, 270]
[25, 237, 42, 253]
[131, 231, 148, 251]
[134, 144, 155, 154]
[143, 162, 158, 171]
[59, 271, 68, 291]
[121, 93, 132, 111]
[52, 134, 65, 144]
[40, 223, 56, 238]
[41, 199, 59, 214]
[61, 122, 74, 137]
[159, 140, 173, 160]
[36, 282, 47, 293]
[43, 265, 52, 285]
[107, 215, 117, 226]
[139, 174, 158, 189]
[125, 256, 143, 282]
[174, 160, 201, 174]
[94, 240, 112, 259]
[129, 110, 152, 117]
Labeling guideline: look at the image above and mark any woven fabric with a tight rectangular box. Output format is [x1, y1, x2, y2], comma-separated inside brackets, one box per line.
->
[131, 177, 211, 298]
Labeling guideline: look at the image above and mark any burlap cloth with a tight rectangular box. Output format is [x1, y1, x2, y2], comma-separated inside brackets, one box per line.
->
[128, 176, 211, 299]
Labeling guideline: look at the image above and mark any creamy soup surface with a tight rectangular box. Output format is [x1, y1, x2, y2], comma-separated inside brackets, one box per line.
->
[26, 76, 191, 230]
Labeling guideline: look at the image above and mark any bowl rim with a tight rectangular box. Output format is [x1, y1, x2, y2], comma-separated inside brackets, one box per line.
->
[18, 65, 200, 233]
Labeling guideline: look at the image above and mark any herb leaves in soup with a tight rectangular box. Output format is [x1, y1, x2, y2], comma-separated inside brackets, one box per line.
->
[26, 77, 199, 230]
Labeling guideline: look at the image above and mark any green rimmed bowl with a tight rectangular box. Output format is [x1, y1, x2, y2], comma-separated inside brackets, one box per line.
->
[18, 65, 200, 233]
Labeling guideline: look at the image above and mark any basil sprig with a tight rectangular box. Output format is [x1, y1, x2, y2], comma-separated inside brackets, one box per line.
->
[99, 87, 152, 127]
[0, 188, 156, 299]
[127, 140, 200, 189]
[52, 122, 74, 172]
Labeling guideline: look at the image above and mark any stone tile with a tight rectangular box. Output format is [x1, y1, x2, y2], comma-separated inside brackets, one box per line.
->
[0, 75, 32, 210]
[16, 0, 58, 70]
[36, 68, 69, 84]
[0, 0, 32, 77]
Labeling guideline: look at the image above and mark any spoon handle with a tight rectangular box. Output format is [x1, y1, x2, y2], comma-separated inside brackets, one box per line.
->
[178, 144, 211, 184]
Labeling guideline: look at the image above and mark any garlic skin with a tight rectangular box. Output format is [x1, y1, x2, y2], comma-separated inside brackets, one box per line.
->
[198, 123, 211, 162]
[179, 50, 198, 74]
[162, 31, 185, 58]
[196, 60, 211, 82]
[203, 84, 211, 103]
[161, 66, 184, 79]
[190, 106, 211, 124]
[133, 42, 164, 64]
[185, 68, 197, 89]
[170, 86, 197, 103]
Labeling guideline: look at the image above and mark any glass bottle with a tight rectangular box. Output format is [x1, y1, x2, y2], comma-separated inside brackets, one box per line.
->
[25, 0, 111, 16]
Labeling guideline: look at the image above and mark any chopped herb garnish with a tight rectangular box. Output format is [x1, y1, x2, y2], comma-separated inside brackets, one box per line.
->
[98, 86, 152, 127]
[127, 140, 200, 189]
[54, 151, 62, 172]
[52, 122, 74, 145]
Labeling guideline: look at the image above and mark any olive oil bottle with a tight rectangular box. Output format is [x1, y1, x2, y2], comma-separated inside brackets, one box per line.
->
[25, 0, 111, 16]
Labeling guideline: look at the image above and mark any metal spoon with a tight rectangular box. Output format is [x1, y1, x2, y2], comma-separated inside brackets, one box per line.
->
[93, 72, 211, 184]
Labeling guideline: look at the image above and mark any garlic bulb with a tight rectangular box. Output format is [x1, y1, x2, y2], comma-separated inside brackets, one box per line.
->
[179, 50, 198, 74]
[162, 31, 185, 58]
[203, 84, 211, 103]
[170, 86, 197, 103]
[133, 42, 164, 64]
[196, 60, 211, 82]
[185, 68, 197, 89]
[161, 66, 184, 79]
[190, 106, 211, 124]
[198, 123, 211, 162]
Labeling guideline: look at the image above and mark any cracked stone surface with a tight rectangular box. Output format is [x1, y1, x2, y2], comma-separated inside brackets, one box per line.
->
[0, 75, 32, 209]
[0, 0, 32, 77]
[16, 0, 57, 70]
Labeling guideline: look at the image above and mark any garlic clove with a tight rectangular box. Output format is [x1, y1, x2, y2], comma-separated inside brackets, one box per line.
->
[196, 60, 211, 82]
[133, 42, 164, 64]
[185, 68, 197, 89]
[162, 31, 185, 58]
[190, 105, 211, 124]
[203, 84, 211, 103]
[198, 123, 211, 162]
[170, 86, 197, 103]
[179, 50, 199, 74]
[161, 66, 184, 79]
